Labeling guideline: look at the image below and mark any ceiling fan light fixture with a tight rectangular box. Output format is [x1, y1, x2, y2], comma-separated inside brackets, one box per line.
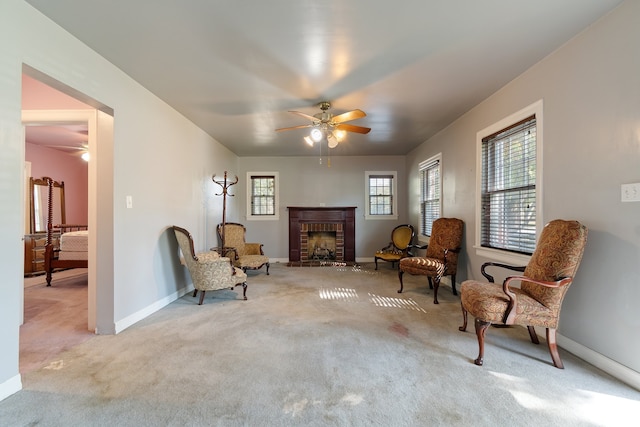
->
[327, 137, 339, 149]
[304, 135, 314, 146]
[310, 127, 323, 142]
[333, 129, 346, 142]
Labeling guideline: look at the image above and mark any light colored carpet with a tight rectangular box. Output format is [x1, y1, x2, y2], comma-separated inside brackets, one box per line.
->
[20, 269, 92, 374]
[4, 263, 639, 426]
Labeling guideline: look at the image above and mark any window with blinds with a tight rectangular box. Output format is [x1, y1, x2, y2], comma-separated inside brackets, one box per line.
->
[420, 155, 441, 237]
[481, 115, 537, 254]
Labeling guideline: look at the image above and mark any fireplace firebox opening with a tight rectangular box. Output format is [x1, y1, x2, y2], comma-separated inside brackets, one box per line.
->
[308, 231, 337, 261]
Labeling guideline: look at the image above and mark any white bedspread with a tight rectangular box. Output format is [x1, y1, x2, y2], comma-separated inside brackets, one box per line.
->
[59, 230, 89, 253]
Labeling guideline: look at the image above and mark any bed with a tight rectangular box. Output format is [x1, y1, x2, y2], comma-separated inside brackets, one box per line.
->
[42, 177, 88, 286]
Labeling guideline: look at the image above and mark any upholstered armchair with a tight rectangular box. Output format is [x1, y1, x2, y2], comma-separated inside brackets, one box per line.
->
[459, 220, 588, 368]
[173, 226, 248, 304]
[398, 218, 464, 304]
[374, 224, 416, 270]
[216, 222, 270, 275]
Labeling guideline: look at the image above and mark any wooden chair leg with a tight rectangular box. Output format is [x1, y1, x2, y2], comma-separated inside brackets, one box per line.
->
[432, 276, 441, 304]
[427, 277, 434, 289]
[474, 318, 491, 366]
[527, 326, 540, 344]
[547, 328, 564, 369]
[241, 282, 247, 300]
[459, 303, 468, 332]
[198, 290, 206, 305]
[266, 262, 270, 275]
[451, 274, 457, 295]
[193, 289, 198, 298]
[397, 270, 405, 293]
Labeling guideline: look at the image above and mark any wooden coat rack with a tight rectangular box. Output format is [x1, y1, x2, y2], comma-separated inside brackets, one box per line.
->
[212, 171, 238, 250]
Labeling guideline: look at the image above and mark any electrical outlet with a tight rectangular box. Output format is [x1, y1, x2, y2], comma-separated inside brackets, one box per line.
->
[621, 183, 640, 202]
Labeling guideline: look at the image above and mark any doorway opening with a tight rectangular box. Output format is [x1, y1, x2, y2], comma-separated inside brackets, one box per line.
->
[21, 65, 115, 372]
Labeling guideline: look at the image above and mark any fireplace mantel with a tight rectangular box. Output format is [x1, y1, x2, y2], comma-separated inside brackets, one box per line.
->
[288, 207, 356, 262]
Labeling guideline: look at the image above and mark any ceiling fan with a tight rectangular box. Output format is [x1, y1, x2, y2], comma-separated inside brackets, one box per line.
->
[47, 143, 90, 161]
[275, 102, 371, 148]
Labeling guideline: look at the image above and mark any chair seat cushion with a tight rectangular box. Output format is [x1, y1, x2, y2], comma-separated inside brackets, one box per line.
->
[375, 251, 403, 262]
[460, 280, 558, 328]
[399, 257, 445, 276]
[237, 254, 269, 269]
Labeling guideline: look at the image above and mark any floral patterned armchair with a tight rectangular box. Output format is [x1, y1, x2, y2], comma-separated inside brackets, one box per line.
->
[459, 219, 588, 368]
[173, 226, 247, 304]
[216, 222, 270, 275]
[374, 224, 416, 270]
[398, 218, 464, 304]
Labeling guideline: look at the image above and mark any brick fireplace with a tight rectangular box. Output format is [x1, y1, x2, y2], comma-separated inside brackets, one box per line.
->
[288, 207, 356, 262]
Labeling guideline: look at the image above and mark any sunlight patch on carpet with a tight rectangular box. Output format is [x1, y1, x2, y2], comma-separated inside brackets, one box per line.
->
[368, 293, 427, 312]
[341, 393, 364, 405]
[319, 287, 359, 302]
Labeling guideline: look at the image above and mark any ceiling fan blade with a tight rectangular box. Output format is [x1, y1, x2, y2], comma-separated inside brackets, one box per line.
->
[288, 110, 320, 122]
[275, 124, 313, 132]
[332, 109, 366, 123]
[336, 123, 371, 134]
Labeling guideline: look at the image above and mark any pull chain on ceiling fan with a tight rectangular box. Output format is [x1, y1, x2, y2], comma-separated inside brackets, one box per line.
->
[275, 102, 371, 148]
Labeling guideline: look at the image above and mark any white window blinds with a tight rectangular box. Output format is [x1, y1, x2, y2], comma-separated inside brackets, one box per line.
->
[420, 157, 440, 236]
[481, 115, 537, 254]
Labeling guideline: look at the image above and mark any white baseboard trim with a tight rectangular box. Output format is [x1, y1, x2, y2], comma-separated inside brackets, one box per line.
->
[0, 374, 22, 402]
[114, 285, 192, 334]
[559, 333, 640, 391]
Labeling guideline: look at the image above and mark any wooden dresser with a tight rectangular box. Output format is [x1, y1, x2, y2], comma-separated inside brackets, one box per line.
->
[24, 232, 60, 276]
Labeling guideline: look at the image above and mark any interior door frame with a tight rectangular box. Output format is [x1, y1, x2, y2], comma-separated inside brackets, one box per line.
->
[22, 109, 114, 333]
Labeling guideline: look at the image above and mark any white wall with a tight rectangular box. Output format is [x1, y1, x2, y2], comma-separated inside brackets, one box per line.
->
[0, 0, 238, 400]
[237, 156, 408, 260]
[408, 1, 640, 377]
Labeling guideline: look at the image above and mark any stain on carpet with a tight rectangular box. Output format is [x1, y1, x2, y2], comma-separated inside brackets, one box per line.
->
[389, 322, 409, 337]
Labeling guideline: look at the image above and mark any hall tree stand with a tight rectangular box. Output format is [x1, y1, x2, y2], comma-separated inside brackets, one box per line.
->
[211, 171, 238, 253]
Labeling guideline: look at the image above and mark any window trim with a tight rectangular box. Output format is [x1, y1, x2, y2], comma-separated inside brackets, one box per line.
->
[474, 100, 543, 265]
[418, 153, 442, 243]
[246, 171, 279, 221]
[365, 171, 398, 220]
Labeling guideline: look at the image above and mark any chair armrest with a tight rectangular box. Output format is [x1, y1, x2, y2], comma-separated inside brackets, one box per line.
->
[501, 275, 573, 324]
[480, 262, 526, 283]
[408, 243, 428, 250]
[405, 243, 427, 257]
[378, 242, 395, 253]
[245, 243, 264, 255]
[218, 247, 239, 260]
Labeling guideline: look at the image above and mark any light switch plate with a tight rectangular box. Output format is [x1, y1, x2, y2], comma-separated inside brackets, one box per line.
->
[621, 183, 640, 202]
[126, 195, 133, 209]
